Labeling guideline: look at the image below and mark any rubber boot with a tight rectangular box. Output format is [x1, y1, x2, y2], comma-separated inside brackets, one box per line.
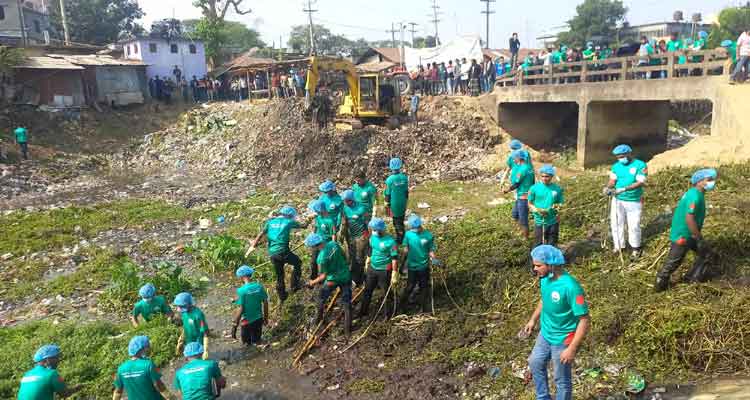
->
[313, 302, 325, 325]
[343, 304, 352, 337]
[654, 276, 669, 293]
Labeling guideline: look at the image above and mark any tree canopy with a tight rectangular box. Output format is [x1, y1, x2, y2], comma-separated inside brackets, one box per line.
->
[287, 24, 369, 57]
[184, 19, 265, 65]
[557, 0, 627, 48]
[48, 0, 144, 45]
[707, 5, 750, 48]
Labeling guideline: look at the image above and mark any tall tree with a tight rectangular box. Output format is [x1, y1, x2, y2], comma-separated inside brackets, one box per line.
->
[288, 24, 356, 56]
[707, 5, 750, 48]
[193, 0, 250, 21]
[48, 0, 144, 45]
[557, 0, 627, 48]
[192, 0, 251, 67]
[184, 19, 265, 65]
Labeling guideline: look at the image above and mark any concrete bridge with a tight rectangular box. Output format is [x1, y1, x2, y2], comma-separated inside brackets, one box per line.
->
[481, 49, 742, 167]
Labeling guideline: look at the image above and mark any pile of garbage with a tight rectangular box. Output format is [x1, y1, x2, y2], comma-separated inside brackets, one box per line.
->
[112, 97, 501, 188]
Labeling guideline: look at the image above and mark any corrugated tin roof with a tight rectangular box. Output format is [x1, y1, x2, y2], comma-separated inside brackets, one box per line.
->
[372, 48, 403, 63]
[48, 54, 147, 67]
[14, 57, 85, 70]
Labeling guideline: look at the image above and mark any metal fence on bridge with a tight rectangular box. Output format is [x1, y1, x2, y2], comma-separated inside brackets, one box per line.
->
[495, 49, 731, 88]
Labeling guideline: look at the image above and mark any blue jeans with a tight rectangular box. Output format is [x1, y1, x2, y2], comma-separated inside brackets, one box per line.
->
[732, 56, 749, 81]
[528, 334, 572, 400]
[511, 198, 529, 228]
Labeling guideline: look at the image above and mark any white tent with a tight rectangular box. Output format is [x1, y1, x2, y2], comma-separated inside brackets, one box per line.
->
[403, 35, 485, 70]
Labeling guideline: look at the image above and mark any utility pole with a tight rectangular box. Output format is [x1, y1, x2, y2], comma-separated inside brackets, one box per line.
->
[59, 0, 70, 45]
[303, 0, 317, 55]
[399, 23, 406, 69]
[429, 0, 441, 46]
[408, 22, 418, 47]
[480, 0, 495, 49]
[387, 23, 399, 48]
[16, 0, 27, 46]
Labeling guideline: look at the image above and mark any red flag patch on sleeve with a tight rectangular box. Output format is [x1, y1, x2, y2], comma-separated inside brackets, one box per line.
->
[576, 295, 585, 305]
[689, 203, 696, 210]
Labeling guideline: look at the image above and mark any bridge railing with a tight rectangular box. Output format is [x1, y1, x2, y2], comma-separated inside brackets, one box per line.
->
[495, 48, 731, 88]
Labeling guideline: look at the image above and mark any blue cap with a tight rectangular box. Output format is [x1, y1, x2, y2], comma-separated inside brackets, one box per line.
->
[509, 139, 522, 150]
[235, 265, 255, 277]
[304, 233, 324, 247]
[511, 150, 525, 161]
[538, 164, 556, 176]
[721, 40, 734, 48]
[368, 217, 386, 231]
[586, 41, 593, 48]
[698, 31, 708, 39]
[408, 214, 422, 229]
[183, 342, 204, 358]
[389, 158, 403, 171]
[319, 180, 336, 192]
[128, 335, 150, 356]
[33, 344, 61, 363]
[691, 168, 717, 185]
[612, 144, 632, 156]
[531, 245, 565, 266]
[138, 283, 156, 299]
[342, 189, 355, 201]
[173, 292, 193, 307]
[309, 199, 325, 214]
[279, 206, 297, 218]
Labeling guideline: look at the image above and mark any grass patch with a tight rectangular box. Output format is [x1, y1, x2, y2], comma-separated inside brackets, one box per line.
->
[348, 378, 385, 394]
[0, 317, 179, 399]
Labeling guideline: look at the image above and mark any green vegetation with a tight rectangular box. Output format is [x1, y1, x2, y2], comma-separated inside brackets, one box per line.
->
[348, 378, 386, 394]
[708, 5, 750, 48]
[185, 234, 248, 273]
[0, 317, 179, 399]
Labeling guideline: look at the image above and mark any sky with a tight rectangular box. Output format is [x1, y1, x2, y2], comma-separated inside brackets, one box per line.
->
[137, 0, 735, 49]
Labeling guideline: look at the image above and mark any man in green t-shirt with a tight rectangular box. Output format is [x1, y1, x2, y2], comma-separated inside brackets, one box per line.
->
[130, 283, 173, 327]
[504, 150, 535, 239]
[305, 233, 352, 335]
[318, 180, 343, 229]
[174, 342, 225, 400]
[231, 265, 268, 346]
[14, 127, 29, 160]
[18, 345, 80, 400]
[250, 206, 304, 302]
[173, 293, 209, 360]
[398, 214, 437, 314]
[384, 157, 409, 244]
[667, 32, 687, 76]
[528, 165, 564, 247]
[352, 169, 378, 222]
[341, 189, 369, 286]
[113, 336, 173, 400]
[604, 144, 648, 260]
[308, 199, 338, 280]
[655, 169, 717, 292]
[522, 245, 589, 400]
[505, 139, 533, 170]
[358, 218, 398, 319]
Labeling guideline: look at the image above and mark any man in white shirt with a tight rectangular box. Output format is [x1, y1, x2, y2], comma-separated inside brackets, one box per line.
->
[730, 30, 750, 84]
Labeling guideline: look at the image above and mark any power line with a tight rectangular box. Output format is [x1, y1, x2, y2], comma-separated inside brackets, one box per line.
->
[387, 23, 400, 48]
[429, 0, 441, 46]
[315, 18, 385, 33]
[303, 0, 318, 55]
[408, 22, 418, 48]
[480, 0, 495, 49]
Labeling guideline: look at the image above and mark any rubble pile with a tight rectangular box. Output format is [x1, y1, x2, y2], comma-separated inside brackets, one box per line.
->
[0, 156, 104, 200]
[113, 97, 501, 187]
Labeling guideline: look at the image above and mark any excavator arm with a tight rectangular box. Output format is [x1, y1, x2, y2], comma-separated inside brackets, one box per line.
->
[305, 56, 360, 116]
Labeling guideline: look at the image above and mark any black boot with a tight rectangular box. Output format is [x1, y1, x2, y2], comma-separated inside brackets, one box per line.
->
[654, 276, 669, 293]
[313, 302, 325, 325]
[343, 304, 352, 337]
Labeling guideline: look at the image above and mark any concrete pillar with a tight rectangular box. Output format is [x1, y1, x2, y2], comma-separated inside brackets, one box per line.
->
[582, 100, 670, 167]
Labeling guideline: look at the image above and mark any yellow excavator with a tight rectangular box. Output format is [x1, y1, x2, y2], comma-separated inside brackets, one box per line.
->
[305, 56, 401, 129]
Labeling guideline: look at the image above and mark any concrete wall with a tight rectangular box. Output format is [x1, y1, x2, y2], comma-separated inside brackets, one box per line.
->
[583, 101, 669, 167]
[0, 1, 50, 44]
[123, 38, 207, 81]
[94, 66, 147, 104]
[498, 102, 578, 148]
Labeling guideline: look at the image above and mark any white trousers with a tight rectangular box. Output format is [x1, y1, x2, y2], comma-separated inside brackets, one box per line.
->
[610, 198, 642, 250]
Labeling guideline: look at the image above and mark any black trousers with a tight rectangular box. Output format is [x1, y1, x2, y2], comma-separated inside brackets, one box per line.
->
[399, 269, 430, 313]
[658, 238, 710, 282]
[308, 246, 321, 279]
[533, 222, 559, 248]
[393, 216, 405, 244]
[240, 318, 263, 345]
[360, 269, 393, 317]
[348, 235, 368, 286]
[270, 250, 302, 301]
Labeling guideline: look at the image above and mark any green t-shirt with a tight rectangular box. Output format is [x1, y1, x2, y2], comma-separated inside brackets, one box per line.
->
[180, 307, 208, 344]
[14, 128, 28, 143]
[343, 203, 368, 238]
[505, 150, 532, 170]
[113, 358, 163, 400]
[316, 241, 351, 285]
[319, 193, 343, 228]
[314, 214, 336, 242]
[132, 295, 172, 322]
[610, 159, 647, 202]
[403, 229, 435, 271]
[510, 163, 535, 199]
[540, 271, 589, 346]
[17, 365, 66, 400]
[667, 39, 686, 64]
[173, 359, 222, 400]
[264, 217, 300, 256]
[369, 234, 398, 271]
[235, 282, 267, 323]
[384, 173, 409, 217]
[352, 181, 377, 215]
[582, 48, 594, 60]
[669, 187, 706, 243]
[691, 39, 705, 63]
[727, 42, 737, 64]
[527, 182, 564, 226]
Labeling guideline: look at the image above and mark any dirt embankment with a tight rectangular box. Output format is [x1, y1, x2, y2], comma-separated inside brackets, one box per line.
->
[112, 97, 504, 188]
